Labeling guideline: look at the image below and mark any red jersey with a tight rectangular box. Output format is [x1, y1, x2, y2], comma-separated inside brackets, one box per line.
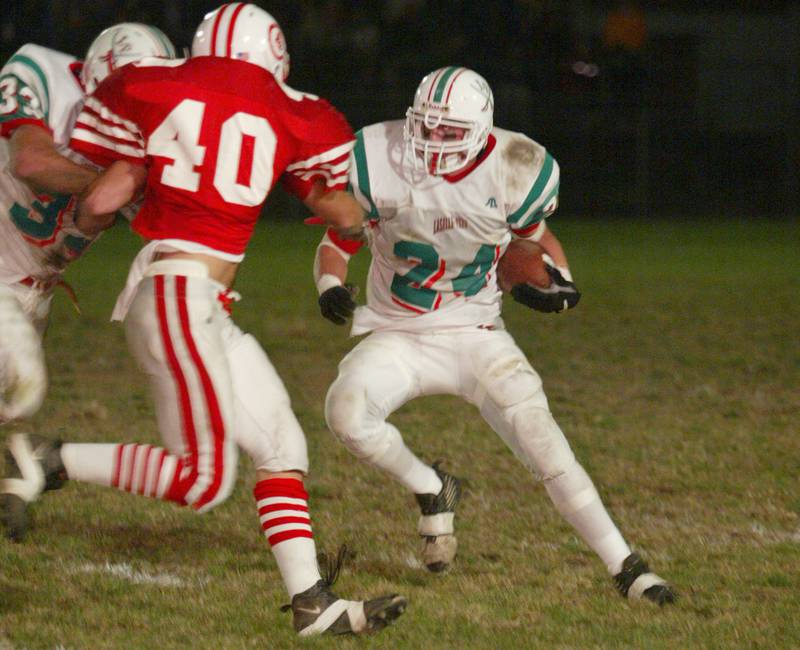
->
[70, 56, 355, 256]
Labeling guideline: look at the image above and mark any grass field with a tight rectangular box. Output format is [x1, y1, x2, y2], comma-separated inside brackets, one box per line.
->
[1, 215, 798, 649]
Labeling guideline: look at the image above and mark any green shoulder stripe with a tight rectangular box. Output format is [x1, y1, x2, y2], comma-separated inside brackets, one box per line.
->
[7, 53, 49, 118]
[507, 151, 554, 225]
[352, 130, 379, 219]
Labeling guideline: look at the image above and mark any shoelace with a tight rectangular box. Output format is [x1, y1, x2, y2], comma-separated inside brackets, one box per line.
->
[279, 544, 352, 613]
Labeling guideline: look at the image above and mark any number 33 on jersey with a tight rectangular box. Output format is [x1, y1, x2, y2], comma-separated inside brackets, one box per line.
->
[70, 56, 355, 257]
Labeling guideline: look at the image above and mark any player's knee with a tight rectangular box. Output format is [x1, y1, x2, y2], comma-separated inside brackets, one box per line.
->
[479, 354, 547, 410]
[325, 377, 366, 439]
[510, 404, 575, 480]
[325, 378, 386, 457]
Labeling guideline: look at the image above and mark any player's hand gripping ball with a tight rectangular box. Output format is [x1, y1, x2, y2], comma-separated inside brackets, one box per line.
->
[498, 239, 581, 313]
[496, 239, 551, 292]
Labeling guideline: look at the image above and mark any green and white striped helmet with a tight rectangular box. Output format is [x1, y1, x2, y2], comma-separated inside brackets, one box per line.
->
[82, 23, 176, 93]
[404, 67, 494, 175]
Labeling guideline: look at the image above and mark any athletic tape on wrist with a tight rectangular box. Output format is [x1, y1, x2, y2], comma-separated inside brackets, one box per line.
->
[316, 273, 343, 295]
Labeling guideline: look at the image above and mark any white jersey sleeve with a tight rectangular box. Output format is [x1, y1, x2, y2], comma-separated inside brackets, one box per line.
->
[0, 45, 93, 285]
[503, 136, 560, 239]
[0, 44, 84, 145]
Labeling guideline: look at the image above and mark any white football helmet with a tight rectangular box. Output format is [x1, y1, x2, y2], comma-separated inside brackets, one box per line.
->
[404, 67, 494, 175]
[191, 3, 290, 82]
[82, 23, 176, 94]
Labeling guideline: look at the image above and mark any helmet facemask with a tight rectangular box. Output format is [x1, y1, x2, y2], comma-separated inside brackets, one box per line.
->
[403, 67, 494, 176]
[404, 107, 488, 175]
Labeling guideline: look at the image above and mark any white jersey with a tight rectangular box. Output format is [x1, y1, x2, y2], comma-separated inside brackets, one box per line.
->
[0, 44, 94, 286]
[347, 120, 559, 335]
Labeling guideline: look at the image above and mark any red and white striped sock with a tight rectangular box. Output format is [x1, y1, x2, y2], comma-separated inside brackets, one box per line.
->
[61, 442, 188, 504]
[254, 477, 322, 598]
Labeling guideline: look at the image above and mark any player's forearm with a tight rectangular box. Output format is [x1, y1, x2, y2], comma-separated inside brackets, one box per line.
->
[75, 160, 147, 236]
[314, 240, 349, 293]
[9, 125, 97, 195]
[537, 227, 569, 269]
[303, 183, 365, 234]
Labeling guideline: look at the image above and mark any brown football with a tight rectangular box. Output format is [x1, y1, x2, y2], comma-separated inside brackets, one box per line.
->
[496, 239, 551, 292]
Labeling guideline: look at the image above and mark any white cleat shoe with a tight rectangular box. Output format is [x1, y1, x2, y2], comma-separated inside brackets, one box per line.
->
[415, 463, 462, 572]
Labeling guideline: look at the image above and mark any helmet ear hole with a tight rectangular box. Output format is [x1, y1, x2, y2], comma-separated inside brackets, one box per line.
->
[82, 23, 176, 93]
[403, 67, 494, 175]
[191, 3, 290, 82]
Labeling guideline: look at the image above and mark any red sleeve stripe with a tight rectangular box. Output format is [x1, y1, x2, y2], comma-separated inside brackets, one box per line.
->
[83, 96, 141, 134]
[76, 105, 143, 146]
[511, 221, 543, 238]
[325, 228, 364, 255]
[285, 140, 355, 172]
[71, 127, 145, 159]
[287, 152, 349, 176]
[69, 138, 143, 166]
[73, 118, 144, 151]
[0, 118, 51, 138]
[290, 168, 348, 189]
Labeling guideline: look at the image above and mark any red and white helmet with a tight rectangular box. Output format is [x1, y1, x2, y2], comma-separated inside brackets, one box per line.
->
[82, 23, 176, 94]
[191, 3, 290, 82]
[404, 67, 494, 175]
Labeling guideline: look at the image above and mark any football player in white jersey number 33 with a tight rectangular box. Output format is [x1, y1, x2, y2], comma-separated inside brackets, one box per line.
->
[0, 23, 175, 423]
[314, 66, 677, 605]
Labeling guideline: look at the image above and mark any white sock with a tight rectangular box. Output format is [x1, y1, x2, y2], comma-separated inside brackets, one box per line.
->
[61, 442, 117, 485]
[544, 461, 631, 575]
[370, 428, 442, 495]
[61, 442, 187, 504]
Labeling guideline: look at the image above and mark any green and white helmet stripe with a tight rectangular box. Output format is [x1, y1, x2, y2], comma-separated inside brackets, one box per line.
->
[507, 151, 559, 229]
[429, 66, 464, 103]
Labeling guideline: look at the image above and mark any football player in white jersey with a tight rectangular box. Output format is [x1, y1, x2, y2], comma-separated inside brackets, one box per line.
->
[0, 23, 176, 423]
[313, 67, 676, 605]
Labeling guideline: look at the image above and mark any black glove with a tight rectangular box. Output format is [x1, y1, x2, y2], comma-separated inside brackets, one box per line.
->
[319, 285, 357, 325]
[510, 265, 581, 313]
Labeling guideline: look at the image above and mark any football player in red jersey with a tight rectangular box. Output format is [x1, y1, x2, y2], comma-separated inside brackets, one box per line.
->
[1, 4, 406, 637]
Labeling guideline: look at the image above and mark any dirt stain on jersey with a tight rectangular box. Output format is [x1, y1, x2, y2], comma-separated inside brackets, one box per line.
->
[503, 138, 543, 195]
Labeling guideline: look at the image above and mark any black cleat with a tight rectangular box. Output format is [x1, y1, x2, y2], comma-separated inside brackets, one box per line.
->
[614, 552, 677, 605]
[1, 433, 66, 542]
[415, 462, 462, 572]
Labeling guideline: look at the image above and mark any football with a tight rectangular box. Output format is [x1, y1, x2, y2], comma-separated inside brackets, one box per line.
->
[496, 239, 551, 292]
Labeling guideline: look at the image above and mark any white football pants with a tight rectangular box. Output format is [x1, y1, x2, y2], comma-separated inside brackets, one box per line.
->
[0, 282, 51, 422]
[325, 327, 631, 573]
[123, 261, 308, 511]
[325, 327, 575, 479]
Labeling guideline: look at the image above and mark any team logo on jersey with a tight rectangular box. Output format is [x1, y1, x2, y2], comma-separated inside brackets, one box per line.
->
[433, 215, 468, 234]
[485, 197, 497, 208]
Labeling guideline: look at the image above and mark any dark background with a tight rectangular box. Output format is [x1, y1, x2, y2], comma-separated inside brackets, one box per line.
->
[3, 0, 799, 219]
